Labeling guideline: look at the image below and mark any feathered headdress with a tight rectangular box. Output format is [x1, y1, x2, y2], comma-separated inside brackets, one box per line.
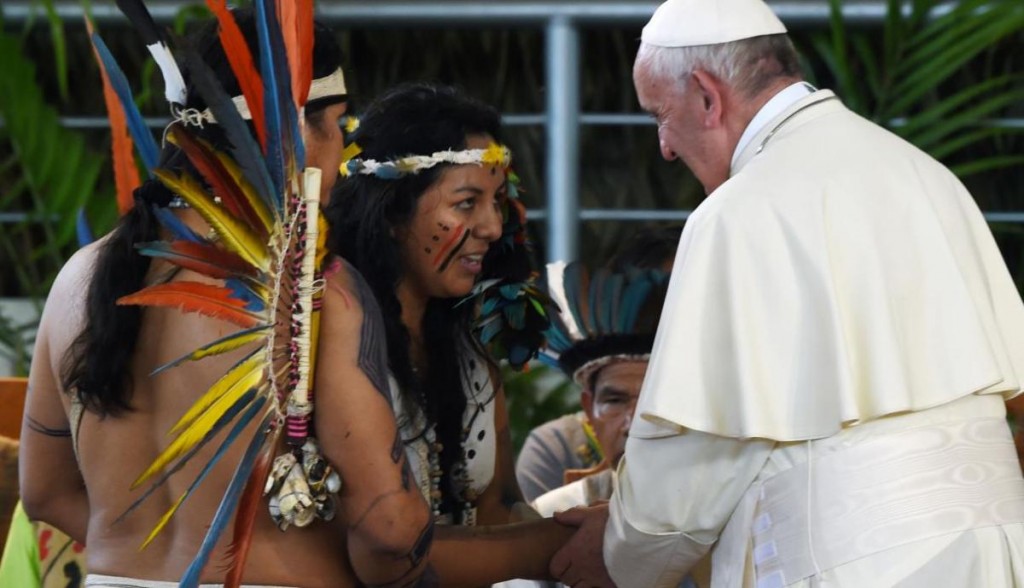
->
[88, 1, 345, 584]
[541, 261, 670, 384]
[343, 139, 553, 369]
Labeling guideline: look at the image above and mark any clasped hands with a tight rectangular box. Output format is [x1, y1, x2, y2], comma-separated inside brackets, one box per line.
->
[550, 502, 616, 588]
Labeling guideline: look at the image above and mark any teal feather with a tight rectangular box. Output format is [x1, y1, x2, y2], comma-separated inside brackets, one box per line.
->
[561, 262, 589, 338]
[89, 31, 159, 173]
[180, 404, 271, 587]
[603, 273, 623, 336]
[619, 274, 655, 333]
[504, 300, 526, 330]
[478, 314, 503, 344]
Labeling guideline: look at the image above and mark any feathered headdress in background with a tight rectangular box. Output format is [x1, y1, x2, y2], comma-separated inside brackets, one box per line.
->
[88, 1, 345, 584]
[541, 261, 670, 384]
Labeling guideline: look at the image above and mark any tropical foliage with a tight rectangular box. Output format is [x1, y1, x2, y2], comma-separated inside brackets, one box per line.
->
[810, 0, 1024, 177]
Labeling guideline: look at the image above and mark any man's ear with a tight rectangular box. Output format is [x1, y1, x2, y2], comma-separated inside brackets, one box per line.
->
[691, 69, 725, 128]
[580, 389, 595, 420]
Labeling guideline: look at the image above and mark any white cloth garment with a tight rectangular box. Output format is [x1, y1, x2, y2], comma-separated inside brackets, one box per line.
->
[640, 90, 1024, 441]
[605, 88, 1024, 587]
[390, 345, 498, 524]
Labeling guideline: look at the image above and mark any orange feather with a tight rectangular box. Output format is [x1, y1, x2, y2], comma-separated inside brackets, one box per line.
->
[118, 282, 263, 328]
[277, 0, 314, 108]
[167, 125, 270, 238]
[86, 18, 140, 215]
[207, 0, 267, 150]
[223, 438, 275, 588]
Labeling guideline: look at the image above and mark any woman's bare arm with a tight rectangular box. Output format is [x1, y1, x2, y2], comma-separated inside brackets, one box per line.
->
[18, 257, 90, 543]
[316, 263, 435, 586]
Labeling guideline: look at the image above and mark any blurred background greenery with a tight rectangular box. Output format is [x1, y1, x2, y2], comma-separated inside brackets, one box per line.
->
[1, 0, 1022, 445]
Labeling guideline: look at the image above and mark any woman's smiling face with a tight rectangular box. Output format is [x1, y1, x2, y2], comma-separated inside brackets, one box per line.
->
[396, 134, 507, 300]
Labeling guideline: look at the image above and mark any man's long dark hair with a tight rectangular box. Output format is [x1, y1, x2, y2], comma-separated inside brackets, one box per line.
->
[61, 10, 344, 417]
[326, 83, 526, 521]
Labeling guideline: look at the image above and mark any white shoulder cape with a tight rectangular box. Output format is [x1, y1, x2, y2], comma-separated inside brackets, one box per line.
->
[639, 91, 1024, 441]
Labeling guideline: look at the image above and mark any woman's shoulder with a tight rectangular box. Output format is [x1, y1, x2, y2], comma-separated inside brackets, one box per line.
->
[322, 255, 383, 317]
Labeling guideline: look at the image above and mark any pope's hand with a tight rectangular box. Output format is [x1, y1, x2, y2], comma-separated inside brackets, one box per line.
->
[550, 503, 616, 587]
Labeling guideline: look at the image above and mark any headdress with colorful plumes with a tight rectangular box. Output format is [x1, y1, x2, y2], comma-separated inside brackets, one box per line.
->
[541, 261, 670, 384]
[341, 141, 551, 368]
[89, 1, 345, 585]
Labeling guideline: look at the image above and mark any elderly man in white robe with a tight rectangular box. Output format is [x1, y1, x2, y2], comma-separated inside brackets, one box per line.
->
[549, 0, 1024, 586]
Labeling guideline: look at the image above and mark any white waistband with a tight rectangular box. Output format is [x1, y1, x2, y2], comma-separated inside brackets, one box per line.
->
[85, 575, 297, 588]
[751, 416, 1024, 588]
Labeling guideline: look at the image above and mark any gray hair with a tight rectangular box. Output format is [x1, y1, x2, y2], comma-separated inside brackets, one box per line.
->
[635, 34, 802, 98]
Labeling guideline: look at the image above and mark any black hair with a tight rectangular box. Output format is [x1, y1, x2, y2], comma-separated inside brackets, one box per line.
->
[62, 9, 345, 417]
[608, 224, 683, 273]
[325, 83, 526, 521]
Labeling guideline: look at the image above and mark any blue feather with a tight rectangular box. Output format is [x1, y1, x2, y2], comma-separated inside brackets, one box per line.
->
[478, 315, 503, 344]
[152, 206, 202, 242]
[499, 283, 521, 300]
[181, 403, 271, 587]
[562, 262, 589, 338]
[89, 32, 159, 173]
[504, 301, 526, 330]
[226, 278, 266, 312]
[114, 387, 259, 525]
[603, 273, 623, 335]
[180, 45, 277, 215]
[619, 277, 654, 334]
[537, 353, 561, 369]
[76, 208, 94, 247]
[254, 0, 285, 200]
[587, 269, 606, 335]
[508, 345, 531, 367]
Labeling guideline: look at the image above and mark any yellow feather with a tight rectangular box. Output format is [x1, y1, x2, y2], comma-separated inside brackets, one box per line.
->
[154, 170, 271, 273]
[183, 327, 270, 364]
[213, 150, 277, 233]
[131, 355, 264, 489]
[168, 352, 265, 437]
[139, 492, 187, 550]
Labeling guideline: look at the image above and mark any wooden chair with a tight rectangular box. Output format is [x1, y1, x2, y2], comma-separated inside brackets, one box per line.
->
[0, 377, 27, 441]
[0, 377, 25, 555]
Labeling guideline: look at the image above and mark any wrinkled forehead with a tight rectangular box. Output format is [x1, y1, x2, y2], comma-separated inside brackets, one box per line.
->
[593, 360, 649, 394]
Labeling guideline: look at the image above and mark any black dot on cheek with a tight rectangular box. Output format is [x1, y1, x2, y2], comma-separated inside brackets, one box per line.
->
[473, 381, 481, 391]
[467, 449, 477, 459]
[477, 430, 485, 441]
[469, 359, 476, 369]
[490, 168, 497, 176]
[425, 248, 432, 253]
[432, 235, 439, 241]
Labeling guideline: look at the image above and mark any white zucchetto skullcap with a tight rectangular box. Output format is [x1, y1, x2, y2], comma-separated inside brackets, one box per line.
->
[641, 0, 788, 47]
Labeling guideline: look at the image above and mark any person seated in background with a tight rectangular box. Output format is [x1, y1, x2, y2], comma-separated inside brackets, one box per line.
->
[515, 226, 680, 502]
[531, 258, 670, 516]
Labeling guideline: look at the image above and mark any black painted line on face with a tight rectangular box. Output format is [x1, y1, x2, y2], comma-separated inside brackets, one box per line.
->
[436, 229, 471, 273]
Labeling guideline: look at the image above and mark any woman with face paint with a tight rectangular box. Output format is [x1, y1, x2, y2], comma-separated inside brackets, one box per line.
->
[325, 83, 570, 583]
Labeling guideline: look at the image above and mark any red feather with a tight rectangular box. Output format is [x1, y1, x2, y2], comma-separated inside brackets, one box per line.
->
[168, 126, 269, 238]
[277, 0, 314, 108]
[144, 240, 260, 280]
[118, 282, 262, 328]
[223, 441, 274, 588]
[87, 18, 140, 215]
[207, 0, 267, 150]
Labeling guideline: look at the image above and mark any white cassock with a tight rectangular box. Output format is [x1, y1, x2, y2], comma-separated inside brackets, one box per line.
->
[605, 84, 1024, 588]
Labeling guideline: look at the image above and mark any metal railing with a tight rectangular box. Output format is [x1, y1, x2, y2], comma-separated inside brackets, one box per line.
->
[2, 1, 1020, 261]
